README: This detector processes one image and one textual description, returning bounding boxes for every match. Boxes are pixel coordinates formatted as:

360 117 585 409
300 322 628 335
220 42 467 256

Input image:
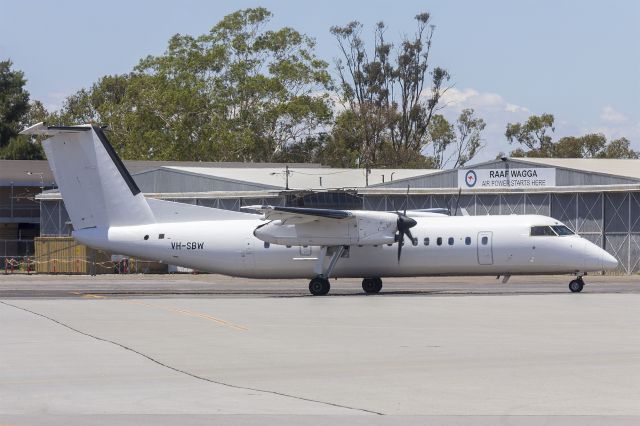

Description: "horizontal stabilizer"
20 122 92 135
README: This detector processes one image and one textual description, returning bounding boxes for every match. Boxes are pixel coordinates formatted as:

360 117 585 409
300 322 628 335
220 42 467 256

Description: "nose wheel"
362 277 383 294
569 277 584 293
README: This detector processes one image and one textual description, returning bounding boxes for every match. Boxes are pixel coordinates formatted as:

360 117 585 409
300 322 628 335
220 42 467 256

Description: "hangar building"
31 157 640 274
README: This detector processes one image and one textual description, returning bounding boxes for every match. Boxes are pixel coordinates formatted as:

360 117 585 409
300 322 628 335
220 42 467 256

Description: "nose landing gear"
569 277 584 293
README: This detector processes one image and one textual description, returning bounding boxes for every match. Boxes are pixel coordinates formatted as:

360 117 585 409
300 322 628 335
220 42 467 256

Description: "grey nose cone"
602 251 618 270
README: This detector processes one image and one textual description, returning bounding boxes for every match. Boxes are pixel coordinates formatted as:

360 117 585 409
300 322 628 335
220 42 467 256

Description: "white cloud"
600 105 628 124
439 87 530 114
433 87 533 162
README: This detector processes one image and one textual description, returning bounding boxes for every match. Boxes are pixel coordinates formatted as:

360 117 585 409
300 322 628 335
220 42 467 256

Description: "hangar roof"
162 166 437 190
0 160 323 187
507 158 640 180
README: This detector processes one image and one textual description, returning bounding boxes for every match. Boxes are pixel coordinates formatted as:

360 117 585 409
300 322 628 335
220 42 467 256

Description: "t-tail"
21 123 155 229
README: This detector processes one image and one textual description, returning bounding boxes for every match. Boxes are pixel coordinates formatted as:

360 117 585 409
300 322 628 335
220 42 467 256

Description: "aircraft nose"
601 250 618 270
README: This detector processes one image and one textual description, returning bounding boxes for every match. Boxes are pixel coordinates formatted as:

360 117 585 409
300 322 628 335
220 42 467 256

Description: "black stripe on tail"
91 124 141 196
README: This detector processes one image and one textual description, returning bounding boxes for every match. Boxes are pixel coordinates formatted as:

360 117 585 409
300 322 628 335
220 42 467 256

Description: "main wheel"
362 277 383 294
569 279 584 293
309 277 330 296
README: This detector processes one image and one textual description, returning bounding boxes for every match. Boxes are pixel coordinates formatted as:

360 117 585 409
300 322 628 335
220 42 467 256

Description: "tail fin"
21 122 155 229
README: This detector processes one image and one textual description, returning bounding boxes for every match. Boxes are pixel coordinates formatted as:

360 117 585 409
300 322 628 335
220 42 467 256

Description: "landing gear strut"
362 277 383 294
569 277 584 293
308 245 346 296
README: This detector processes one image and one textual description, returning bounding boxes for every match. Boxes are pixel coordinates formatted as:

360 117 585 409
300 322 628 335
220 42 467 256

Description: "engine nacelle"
254 211 398 246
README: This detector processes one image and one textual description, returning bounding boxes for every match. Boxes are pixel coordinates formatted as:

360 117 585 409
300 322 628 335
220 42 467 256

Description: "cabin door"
477 231 493 265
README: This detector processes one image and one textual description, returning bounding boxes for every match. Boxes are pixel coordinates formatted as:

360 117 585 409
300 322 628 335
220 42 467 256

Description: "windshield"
530 225 576 236
552 225 575 236
530 226 556 236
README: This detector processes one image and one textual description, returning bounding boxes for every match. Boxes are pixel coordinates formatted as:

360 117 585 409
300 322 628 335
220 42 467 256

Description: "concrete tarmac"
1 274 639 425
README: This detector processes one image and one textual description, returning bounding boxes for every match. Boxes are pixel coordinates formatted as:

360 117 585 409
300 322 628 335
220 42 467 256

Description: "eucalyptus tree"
331 12 450 167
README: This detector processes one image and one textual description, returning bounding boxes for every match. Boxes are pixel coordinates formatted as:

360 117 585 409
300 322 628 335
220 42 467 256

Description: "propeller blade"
405 227 414 245
395 214 417 262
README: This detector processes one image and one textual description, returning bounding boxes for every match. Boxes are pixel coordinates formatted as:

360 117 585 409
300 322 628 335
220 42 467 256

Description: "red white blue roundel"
464 170 477 187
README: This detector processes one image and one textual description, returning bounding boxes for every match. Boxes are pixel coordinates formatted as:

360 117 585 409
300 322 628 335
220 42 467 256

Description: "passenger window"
481 236 488 245
465 237 471 245
448 237 454 246
437 237 442 246
424 237 429 246
530 226 556 236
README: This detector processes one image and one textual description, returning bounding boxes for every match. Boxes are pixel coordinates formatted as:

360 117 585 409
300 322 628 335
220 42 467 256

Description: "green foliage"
0 61 46 159
425 109 485 168
505 113 555 155
595 137 638 159
331 12 450 168
507 114 638 159
0 60 30 148
0 136 44 159
425 114 454 168
51 8 333 162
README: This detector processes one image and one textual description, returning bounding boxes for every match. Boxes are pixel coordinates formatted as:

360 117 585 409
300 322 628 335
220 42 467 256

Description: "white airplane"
22 123 618 295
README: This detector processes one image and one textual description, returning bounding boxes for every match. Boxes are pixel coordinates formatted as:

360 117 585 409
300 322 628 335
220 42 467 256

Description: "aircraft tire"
569 279 584 293
309 277 330 296
362 277 383 294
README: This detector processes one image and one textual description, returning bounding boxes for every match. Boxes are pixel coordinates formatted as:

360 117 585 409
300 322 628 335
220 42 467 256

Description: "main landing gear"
309 277 330 296
362 277 383 294
307 245 384 296
569 277 585 293
308 246 345 296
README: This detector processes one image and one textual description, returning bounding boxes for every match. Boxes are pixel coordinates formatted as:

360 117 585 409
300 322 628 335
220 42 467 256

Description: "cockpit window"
530 225 556 236
551 225 575 236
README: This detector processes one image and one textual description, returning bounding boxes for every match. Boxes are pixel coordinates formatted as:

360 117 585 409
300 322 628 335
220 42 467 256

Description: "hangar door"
477 231 493 265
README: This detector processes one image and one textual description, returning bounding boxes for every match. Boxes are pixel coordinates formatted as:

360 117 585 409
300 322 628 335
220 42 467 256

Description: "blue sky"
2 0 638 161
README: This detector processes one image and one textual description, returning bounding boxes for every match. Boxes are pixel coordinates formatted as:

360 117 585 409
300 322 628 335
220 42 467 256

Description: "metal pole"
285 165 290 190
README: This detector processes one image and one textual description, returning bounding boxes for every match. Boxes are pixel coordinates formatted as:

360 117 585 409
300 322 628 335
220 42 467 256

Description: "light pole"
270 165 291 190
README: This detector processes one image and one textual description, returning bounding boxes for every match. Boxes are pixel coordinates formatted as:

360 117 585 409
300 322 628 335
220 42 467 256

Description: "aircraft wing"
243 205 411 247
242 205 353 224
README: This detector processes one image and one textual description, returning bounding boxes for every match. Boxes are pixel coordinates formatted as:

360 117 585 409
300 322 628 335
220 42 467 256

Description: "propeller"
395 185 417 263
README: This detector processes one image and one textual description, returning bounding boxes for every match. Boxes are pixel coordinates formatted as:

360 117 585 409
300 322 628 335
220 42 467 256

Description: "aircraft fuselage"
73 214 616 279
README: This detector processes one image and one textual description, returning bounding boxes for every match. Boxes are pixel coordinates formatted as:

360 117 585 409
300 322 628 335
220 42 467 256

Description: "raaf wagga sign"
458 167 556 189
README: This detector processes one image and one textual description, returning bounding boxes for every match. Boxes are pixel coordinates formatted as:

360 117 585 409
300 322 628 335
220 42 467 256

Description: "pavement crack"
0 300 383 416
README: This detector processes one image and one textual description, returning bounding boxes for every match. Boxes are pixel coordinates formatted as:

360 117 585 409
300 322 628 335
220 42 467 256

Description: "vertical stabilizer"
21 123 155 229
